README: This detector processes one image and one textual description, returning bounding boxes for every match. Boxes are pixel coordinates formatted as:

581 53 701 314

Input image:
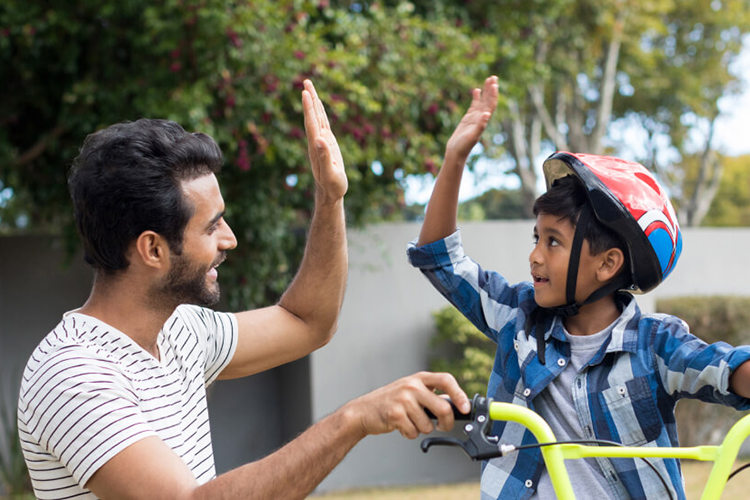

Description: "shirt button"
514 341 520 351
525 479 533 488
523 388 531 397
557 358 566 367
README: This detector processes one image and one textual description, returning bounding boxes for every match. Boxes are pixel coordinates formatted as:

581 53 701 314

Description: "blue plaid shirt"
407 230 750 500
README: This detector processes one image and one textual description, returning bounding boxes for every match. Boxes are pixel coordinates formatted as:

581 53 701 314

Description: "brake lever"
421 394 502 460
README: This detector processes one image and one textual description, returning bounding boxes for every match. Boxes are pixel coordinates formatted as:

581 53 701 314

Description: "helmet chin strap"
526 206 630 365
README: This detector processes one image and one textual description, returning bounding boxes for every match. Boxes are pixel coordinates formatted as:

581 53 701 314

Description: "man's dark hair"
533 175 627 258
68 118 224 274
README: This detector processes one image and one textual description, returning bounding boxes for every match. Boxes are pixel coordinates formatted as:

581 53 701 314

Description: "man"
18 80 469 500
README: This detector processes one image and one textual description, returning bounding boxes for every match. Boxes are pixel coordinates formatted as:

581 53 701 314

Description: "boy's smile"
529 213 600 309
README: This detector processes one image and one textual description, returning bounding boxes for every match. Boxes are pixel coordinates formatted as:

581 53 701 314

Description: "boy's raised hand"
416 76 499 246
445 75 499 163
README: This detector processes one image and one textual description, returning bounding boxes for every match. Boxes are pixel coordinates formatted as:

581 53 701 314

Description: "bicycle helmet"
528 152 682 364
543 151 682 293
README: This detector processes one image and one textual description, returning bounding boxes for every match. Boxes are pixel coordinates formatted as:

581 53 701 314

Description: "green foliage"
429 305 495 397
0 370 31 497
0 0 496 308
702 155 750 227
458 187 526 221
656 296 750 447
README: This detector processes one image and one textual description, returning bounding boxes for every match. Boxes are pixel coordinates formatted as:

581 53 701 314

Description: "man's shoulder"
23 313 141 381
167 304 232 333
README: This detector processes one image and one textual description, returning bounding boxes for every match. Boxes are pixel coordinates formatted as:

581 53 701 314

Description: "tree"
701 155 750 226
458 187 526 221
402 0 750 222
0 0 496 307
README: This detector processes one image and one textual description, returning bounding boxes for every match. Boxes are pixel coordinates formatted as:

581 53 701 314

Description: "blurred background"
3 0 750 309
3 0 750 497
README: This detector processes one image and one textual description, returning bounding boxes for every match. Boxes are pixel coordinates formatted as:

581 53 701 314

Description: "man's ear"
133 231 169 270
598 247 625 283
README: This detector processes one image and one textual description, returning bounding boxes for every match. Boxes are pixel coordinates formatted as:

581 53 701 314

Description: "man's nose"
221 223 238 251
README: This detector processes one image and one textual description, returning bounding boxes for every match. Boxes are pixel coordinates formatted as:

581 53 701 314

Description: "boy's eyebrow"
535 225 566 239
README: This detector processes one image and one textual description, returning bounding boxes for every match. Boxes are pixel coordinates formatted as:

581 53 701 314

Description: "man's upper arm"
85 436 199 500
218 305 324 379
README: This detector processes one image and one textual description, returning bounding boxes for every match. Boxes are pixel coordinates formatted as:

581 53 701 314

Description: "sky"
403 40 750 206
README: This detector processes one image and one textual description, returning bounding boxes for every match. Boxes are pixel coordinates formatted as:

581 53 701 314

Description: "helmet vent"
635 171 661 195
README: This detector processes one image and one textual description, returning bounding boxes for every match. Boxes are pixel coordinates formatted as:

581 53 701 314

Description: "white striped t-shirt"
17 304 238 500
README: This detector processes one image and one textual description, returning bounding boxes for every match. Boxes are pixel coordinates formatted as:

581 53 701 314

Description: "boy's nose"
529 246 542 265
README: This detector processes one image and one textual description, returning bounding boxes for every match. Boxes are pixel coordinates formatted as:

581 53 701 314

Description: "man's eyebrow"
206 211 225 229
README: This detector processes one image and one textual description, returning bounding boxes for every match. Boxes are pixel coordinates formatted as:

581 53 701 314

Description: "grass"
1 460 747 499
312 461 750 499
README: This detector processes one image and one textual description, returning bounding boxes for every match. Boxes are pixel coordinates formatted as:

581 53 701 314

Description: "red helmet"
542 152 682 294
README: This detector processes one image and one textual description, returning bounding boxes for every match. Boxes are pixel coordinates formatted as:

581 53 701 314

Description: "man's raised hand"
302 79 348 204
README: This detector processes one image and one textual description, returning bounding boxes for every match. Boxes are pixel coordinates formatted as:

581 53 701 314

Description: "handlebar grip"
423 398 472 421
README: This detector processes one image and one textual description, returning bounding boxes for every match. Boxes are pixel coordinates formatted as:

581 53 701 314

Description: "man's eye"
208 220 222 234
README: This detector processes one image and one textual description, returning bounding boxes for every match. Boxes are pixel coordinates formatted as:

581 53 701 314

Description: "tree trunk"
683 118 723 227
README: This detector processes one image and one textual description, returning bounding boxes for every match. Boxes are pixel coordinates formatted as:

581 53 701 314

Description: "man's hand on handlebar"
341 372 471 440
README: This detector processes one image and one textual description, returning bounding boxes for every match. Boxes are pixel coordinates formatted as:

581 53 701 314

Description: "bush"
656 296 750 448
428 306 495 398
0 367 32 497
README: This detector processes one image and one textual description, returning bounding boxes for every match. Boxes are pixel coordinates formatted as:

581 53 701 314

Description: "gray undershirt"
530 325 615 499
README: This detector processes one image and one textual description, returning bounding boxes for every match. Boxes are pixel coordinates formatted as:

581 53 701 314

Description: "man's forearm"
192 405 363 500
278 197 347 337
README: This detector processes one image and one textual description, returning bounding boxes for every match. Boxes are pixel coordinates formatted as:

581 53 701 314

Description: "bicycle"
421 395 750 500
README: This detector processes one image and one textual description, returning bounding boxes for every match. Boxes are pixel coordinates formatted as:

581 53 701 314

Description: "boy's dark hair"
533 175 628 259
68 118 224 274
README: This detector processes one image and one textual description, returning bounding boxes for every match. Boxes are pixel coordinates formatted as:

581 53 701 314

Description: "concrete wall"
311 221 750 492
3 223 750 494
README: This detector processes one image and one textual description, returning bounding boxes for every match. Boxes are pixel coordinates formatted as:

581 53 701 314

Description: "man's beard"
152 252 224 309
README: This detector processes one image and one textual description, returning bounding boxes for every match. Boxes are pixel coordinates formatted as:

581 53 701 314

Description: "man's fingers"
419 372 470 414
303 79 331 131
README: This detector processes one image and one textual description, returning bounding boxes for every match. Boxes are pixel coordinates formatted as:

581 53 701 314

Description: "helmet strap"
548 205 592 318
527 205 630 365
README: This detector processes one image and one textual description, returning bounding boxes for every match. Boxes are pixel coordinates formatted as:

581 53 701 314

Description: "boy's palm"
446 76 499 160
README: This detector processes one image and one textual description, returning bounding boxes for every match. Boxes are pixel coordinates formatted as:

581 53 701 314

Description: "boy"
408 76 750 499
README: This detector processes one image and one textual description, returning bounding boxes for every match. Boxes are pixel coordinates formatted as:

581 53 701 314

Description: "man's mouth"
208 254 226 279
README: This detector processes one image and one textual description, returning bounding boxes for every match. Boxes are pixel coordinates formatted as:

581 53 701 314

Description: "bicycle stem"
488 402 576 499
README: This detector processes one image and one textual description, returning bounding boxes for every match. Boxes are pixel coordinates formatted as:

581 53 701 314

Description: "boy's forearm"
729 359 750 398
417 151 466 246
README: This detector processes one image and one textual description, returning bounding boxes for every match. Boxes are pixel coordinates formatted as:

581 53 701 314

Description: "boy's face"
529 213 602 308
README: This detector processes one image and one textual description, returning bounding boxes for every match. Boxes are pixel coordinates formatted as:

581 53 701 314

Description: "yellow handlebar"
487 402 750 500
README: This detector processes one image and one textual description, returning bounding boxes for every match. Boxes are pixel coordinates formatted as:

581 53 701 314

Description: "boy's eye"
549 237 560 247
532 235 539 245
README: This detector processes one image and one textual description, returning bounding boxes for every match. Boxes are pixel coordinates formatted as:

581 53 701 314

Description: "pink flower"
288 127 305 140
170 62 182 73
425 159 437 175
